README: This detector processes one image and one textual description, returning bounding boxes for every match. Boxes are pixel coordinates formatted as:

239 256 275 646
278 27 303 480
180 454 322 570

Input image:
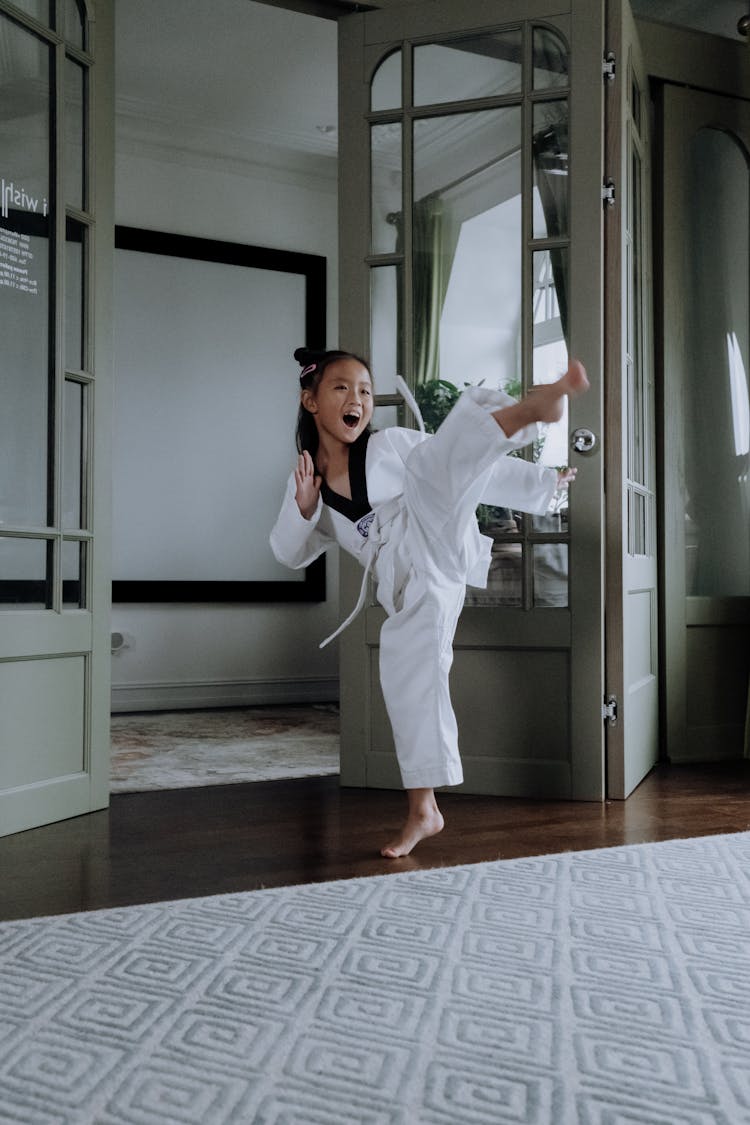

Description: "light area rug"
2 833 750 1125
110 706 339 792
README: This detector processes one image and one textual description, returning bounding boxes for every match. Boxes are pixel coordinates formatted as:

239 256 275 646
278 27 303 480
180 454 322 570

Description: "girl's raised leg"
493 358 589 437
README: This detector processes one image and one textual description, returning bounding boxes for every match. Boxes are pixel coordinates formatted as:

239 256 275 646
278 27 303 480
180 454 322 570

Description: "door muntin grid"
368 21 572 609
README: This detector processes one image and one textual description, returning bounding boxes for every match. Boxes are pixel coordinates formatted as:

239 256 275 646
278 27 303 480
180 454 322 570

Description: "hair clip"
299 363 318 382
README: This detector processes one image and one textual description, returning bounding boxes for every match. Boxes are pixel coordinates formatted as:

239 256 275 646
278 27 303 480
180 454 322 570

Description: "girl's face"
302 358 374 447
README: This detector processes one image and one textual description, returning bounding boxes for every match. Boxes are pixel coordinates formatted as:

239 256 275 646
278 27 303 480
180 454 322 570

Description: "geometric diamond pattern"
0 832 749 1123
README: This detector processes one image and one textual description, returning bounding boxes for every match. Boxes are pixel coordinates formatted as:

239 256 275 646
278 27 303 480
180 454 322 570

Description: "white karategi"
270 386 559 790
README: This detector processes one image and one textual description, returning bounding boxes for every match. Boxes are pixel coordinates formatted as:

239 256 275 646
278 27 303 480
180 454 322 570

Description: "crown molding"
116 95 339 189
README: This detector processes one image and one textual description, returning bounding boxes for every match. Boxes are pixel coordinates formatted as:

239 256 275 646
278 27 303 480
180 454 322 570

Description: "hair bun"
294 346 327 367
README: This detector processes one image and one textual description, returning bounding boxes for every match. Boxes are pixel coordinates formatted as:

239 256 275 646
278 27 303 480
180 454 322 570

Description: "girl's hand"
557 466 577 488
294 451 321 519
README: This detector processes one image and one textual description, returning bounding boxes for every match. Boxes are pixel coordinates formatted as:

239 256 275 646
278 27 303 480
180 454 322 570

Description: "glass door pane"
413 30 522 105
64 56 86 210
413 107 522 386
0 15 53 539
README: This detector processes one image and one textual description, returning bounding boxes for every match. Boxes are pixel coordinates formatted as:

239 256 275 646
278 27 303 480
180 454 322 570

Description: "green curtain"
413 195 460 385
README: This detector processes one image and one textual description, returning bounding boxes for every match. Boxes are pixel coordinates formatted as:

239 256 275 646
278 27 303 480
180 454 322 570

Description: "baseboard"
111 678 339 713
669 722 745 763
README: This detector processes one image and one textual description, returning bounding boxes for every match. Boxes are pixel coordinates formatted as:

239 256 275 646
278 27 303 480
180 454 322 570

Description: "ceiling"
115 0 748 181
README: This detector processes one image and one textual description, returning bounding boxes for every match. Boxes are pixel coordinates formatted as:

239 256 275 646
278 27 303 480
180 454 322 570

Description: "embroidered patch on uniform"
357 512 376 538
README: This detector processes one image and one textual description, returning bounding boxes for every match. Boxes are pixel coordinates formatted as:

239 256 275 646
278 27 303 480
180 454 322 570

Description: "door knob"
570 427 599 456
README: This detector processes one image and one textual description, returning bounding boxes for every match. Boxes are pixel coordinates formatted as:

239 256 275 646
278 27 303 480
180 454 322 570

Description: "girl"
270 347 589 858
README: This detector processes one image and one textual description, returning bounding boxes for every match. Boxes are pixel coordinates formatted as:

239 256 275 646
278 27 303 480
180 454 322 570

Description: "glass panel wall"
0 15 52 532
1 5 92 611
684 128 749 595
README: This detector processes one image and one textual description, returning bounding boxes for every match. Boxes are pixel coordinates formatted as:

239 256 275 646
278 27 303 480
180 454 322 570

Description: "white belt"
319 496 402 649
319 376 424 649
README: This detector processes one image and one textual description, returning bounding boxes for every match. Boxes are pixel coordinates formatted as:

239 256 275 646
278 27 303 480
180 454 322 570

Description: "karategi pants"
372 389 537 789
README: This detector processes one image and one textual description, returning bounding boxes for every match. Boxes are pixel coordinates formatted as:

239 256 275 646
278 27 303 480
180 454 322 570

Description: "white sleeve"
479 456 559 515
269 473 333 570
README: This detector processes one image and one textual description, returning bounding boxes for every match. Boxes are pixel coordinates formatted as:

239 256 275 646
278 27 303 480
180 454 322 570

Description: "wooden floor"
1 761 749 922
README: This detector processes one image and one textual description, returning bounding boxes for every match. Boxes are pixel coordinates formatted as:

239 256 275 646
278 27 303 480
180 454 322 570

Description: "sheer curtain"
413 194 460 384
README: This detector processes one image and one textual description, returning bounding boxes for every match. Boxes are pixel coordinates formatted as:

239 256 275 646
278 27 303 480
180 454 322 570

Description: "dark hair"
294 347 373 460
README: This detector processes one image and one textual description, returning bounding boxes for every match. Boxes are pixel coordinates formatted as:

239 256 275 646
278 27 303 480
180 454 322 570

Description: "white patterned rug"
110 706 339 791
2 833 749 1124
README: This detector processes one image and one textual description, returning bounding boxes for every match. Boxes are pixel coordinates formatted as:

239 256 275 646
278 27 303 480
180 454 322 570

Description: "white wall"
111 146 341 711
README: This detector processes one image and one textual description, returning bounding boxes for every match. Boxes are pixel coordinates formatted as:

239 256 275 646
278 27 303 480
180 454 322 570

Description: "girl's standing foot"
381 788 444 858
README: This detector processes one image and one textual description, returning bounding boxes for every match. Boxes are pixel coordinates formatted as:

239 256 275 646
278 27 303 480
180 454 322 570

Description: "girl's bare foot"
493 358 589 435
381 788 445 858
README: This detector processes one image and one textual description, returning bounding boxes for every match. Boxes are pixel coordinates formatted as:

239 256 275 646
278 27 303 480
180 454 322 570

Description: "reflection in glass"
532 26 569 90
628 146 645 488
532 101 568 239
413 107 521 387
414 31 522 106
0 538 50 609
370 265 401 394
628 488 647 557
0 17 50 211
631 73 642 134
7 0 51 25
371 123 402 255
62 540 85 608
65 0 85 49
533 542 568 607
464 539 523 607
0 17 52 528
533 247 567 344
684 128 749 595
532 248 569 475
65 57 85 210
63 380 85 529
371 49 401 112
66 220 85 370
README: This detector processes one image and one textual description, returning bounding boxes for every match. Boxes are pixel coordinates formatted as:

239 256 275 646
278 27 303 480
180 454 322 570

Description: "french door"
0 0 114 837
336 0 655 799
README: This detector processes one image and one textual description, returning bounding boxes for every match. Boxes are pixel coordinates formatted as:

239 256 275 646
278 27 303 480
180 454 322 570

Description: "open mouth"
343 413 361 428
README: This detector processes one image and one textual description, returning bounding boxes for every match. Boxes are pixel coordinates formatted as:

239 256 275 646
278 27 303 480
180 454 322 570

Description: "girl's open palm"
294 451 321 519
